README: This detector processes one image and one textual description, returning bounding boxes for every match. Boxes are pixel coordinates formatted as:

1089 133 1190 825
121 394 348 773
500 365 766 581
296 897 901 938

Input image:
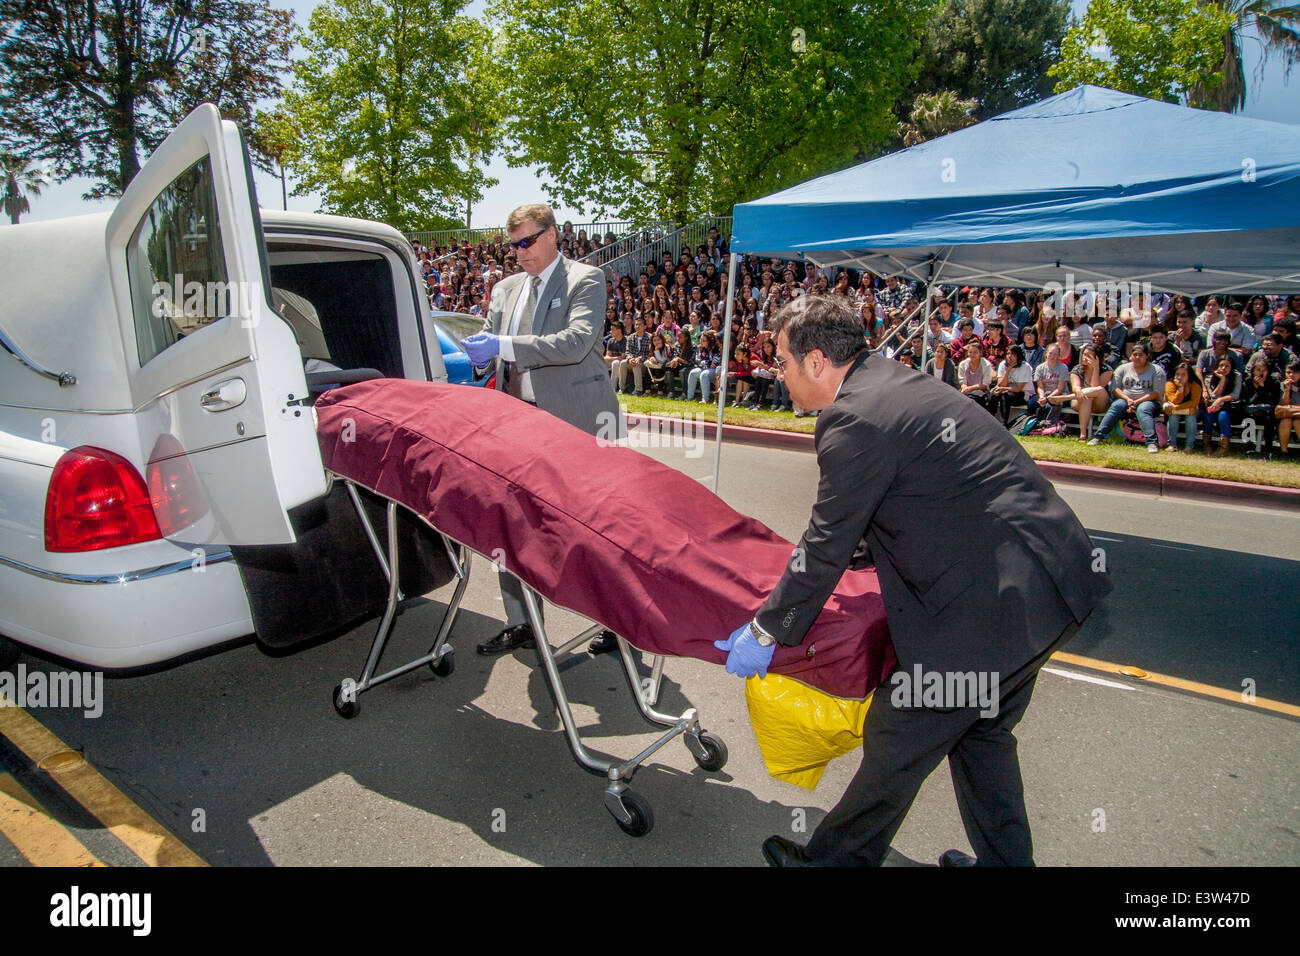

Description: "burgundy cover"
314 379 896 699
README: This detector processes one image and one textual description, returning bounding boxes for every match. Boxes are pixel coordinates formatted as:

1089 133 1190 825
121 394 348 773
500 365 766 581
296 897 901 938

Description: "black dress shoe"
762 835 814 867
939 849 977 867
476 624 536 656
588 630 619 655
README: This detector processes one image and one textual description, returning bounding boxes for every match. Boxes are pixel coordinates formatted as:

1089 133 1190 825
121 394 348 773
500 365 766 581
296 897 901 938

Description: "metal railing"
578 220 676 269
592 215 733 282
407 220 643 251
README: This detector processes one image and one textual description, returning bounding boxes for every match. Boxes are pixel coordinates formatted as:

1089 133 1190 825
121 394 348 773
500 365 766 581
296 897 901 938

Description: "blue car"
432 311 494 388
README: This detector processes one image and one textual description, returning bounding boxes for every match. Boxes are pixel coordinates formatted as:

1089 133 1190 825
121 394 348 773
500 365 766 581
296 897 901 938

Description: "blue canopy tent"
729 85 1300 295
707 86 1300 486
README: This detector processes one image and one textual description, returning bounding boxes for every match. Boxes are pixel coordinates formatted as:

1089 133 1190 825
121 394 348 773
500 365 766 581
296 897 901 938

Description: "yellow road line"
0 772 103 867
0 698 205 867
1050 651 1300 718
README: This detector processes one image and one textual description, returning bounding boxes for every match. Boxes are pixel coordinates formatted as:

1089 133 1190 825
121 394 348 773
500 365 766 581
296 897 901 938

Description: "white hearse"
0 104 456 669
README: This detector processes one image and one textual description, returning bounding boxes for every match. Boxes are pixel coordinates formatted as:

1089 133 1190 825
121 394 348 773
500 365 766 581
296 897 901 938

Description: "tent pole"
712 246 739 494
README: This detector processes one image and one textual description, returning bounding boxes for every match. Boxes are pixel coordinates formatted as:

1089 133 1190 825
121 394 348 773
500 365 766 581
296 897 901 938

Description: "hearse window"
126 155 229 367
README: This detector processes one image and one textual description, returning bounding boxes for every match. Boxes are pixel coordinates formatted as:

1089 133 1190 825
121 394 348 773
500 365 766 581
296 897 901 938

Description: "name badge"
550 297 562 309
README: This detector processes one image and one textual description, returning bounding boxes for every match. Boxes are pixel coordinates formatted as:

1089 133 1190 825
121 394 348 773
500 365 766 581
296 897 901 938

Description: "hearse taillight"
44 447 163 552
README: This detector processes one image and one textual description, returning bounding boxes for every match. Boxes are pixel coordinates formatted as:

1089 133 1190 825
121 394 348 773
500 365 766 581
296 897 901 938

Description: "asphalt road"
4 439 1299 867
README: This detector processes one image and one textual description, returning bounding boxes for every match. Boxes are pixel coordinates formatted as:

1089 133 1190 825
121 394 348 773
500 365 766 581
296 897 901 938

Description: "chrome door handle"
200 378 247 411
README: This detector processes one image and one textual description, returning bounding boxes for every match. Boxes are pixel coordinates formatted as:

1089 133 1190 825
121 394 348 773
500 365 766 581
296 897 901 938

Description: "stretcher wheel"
429 649 455 677
611 790 654 837
333 684 359 719
693 733 728 772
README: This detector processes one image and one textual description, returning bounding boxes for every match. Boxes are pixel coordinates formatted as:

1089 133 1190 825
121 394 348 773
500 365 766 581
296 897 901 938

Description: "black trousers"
805 615 1084 867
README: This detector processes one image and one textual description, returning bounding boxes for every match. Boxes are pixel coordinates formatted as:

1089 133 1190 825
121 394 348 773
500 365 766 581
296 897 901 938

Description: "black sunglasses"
508 227 549 250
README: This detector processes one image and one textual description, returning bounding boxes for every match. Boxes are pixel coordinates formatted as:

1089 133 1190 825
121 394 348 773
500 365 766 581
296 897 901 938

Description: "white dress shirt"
499 253 563 401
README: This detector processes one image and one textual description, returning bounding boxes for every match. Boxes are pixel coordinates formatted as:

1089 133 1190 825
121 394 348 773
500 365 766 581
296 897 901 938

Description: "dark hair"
1226 300 1245 313
1129 341 1149 357
1287 357 1300 373
1262 333 1282 347
767 295 869 365
1212 330 1232 344
1007 344 1025 367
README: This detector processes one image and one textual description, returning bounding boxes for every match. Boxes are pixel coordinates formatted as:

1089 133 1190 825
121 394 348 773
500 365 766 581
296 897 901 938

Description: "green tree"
1194 1 1300 112
279 0 498 233
1 154 49 224
913 0 1070 118
1050 0 1236 104
0 0 295 198
900 90 979 145
488 0 933 224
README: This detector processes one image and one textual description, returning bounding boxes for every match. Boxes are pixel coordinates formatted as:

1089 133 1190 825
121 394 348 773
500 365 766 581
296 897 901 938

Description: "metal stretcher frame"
327 474 728 837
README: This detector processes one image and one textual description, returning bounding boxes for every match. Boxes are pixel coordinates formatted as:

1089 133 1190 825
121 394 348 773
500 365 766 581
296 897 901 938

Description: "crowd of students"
410 230 1300 457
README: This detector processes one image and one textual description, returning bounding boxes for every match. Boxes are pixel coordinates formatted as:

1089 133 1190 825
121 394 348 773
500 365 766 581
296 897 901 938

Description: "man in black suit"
715 296 1111 867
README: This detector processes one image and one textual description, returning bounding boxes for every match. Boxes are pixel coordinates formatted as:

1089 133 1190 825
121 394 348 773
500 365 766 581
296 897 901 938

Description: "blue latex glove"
714 622 776 679
461 332 501 367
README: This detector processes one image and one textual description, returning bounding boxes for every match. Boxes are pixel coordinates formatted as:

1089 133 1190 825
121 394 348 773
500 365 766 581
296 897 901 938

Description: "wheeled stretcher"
314 379 897 836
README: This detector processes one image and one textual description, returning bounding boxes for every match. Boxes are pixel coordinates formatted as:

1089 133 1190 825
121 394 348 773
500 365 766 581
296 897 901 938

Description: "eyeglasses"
773 354 792 372
508 227 549 250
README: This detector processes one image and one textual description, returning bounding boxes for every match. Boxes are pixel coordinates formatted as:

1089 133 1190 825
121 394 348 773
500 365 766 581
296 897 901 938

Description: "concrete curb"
624 412 1300 511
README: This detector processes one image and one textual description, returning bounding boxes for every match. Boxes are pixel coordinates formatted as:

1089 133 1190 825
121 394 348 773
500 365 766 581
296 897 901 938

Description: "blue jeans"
686 367 717 402
772 379 790 406
1200 408 1232 439
1166 412 1197 449
1096 398 1158 443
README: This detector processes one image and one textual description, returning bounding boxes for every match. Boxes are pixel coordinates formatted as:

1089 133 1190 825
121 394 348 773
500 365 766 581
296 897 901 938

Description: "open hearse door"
105 104 326 546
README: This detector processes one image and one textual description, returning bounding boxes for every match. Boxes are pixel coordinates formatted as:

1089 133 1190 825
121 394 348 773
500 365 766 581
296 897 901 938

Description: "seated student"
1169 309 1207 362
1162 361 1203 453
991 344 1033 427
957 339 995 412
1273 317 1300 359
1033 343 1072 430
1070 343 1114 441
1020 325 1045 370
982 319 1010 368
1200 353 1241 456
686 329 723 403
948 317 980 364
747 336 778 409
1246 333 1295 383
1239 356 1281 457
1197 330 1245 389
1144 325 1182 381
1054 324 1079 370
1275 359 1300 454
1087 341 1167 453
664 329 694 398
604 322 629 391
645 330 672 395
1090 323 1119 366
1208 301 1259 357
957 301 983 336
727 342 754 406
926 314 952 351
923 341 959 388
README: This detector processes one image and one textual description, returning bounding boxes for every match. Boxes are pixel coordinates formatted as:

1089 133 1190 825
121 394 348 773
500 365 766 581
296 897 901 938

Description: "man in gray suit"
461 202 622 655
714 295 1111 867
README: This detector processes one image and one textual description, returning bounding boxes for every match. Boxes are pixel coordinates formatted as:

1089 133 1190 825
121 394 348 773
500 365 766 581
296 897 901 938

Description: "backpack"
1121 418 1170 446
1013 415 1038 436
